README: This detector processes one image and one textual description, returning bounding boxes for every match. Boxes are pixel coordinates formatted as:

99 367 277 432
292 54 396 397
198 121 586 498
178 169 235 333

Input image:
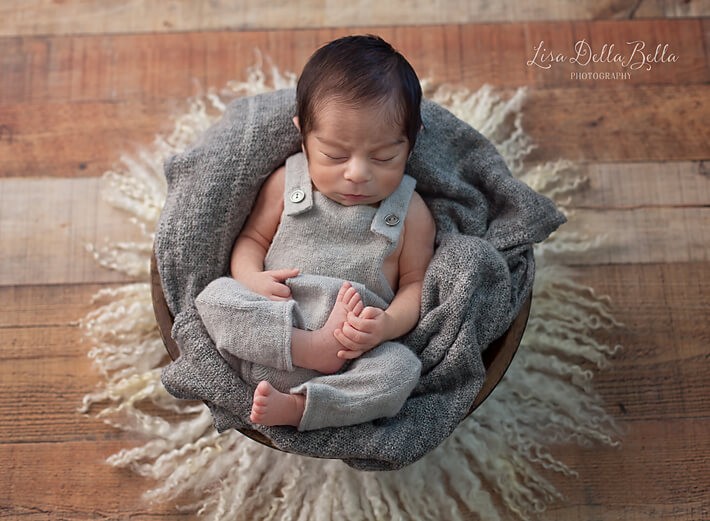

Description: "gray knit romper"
195 152 422 431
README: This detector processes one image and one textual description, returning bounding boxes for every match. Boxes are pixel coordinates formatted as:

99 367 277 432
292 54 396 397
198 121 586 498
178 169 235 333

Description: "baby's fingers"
341 322 374 344
268 282 291 300
346 312 374 332
337 348 364 360
267 268 300 282
360 306 381 319
334 328 362 351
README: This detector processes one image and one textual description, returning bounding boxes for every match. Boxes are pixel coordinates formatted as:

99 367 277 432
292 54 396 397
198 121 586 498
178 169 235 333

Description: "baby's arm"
230 166 299 301
335 192 436 356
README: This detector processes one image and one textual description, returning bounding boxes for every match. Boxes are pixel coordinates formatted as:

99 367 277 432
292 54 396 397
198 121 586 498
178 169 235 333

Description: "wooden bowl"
150 251 530 450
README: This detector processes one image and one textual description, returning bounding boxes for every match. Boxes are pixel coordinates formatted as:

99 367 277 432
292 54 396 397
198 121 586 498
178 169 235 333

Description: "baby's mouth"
341 193 370 202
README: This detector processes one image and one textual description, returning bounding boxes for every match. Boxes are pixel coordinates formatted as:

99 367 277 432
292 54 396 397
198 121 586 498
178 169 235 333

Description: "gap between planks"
0 0 708 36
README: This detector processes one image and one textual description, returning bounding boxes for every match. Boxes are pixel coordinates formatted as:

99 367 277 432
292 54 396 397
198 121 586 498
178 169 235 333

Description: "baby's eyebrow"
314 136 342 147
315 136 406 149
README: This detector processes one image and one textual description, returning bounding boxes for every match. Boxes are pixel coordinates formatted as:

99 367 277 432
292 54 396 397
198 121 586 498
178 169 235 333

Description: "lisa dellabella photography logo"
527 39 678 80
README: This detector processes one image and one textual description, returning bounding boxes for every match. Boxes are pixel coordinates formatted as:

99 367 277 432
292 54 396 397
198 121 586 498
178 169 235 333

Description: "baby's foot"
302 282 362 374
250 381 305 427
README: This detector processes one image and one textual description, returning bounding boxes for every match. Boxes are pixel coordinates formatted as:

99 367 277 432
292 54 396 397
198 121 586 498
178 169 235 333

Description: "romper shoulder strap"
283 152 314 216
371 174 417 243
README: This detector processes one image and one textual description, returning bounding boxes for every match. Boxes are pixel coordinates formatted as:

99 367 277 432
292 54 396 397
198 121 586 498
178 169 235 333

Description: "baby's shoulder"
258 165 286 205
405 190 435 227
402 190 436 245
264 164 286 190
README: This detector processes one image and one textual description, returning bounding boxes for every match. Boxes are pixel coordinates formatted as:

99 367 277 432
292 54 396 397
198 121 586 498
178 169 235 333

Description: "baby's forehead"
312 92 401 113
310 96 407 129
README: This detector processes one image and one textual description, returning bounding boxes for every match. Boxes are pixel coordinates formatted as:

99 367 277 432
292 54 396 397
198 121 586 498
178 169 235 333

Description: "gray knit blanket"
157 88 566 471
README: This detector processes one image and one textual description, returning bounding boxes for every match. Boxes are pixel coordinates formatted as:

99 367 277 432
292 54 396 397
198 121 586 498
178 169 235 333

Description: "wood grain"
543 262 710 519
0 100 178 178
1 20 706 179
0 283 119 444
0 177 148 286
0 282 187 444
2 87 707 179
636 0 710 18
0 323 178 444
522 85 710 163
574 162 710 208
558 206 710 265
546 419 709 520
0 0 708 37
1 161 707 289
520 18 708 87
0 283 106 327
0 441 194 519
569 263 710 419
1 422 704 520
1 19 706 105
1 261 707 518
1 263 706 437
2 9 708 521
0 326 114 443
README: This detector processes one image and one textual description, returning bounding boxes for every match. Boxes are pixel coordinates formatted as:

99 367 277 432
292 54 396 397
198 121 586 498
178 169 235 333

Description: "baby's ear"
293 117 307 155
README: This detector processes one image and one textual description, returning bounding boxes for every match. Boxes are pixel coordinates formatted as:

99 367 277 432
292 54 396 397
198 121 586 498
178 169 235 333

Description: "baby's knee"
402 349 422 379
376 346 420 418
386 344 421 389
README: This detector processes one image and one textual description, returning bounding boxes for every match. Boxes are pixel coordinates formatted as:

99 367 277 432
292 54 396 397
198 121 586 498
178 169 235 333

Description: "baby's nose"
344 158 371 183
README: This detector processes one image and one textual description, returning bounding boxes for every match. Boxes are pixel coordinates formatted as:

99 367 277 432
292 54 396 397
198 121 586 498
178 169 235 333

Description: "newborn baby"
196 34 436 431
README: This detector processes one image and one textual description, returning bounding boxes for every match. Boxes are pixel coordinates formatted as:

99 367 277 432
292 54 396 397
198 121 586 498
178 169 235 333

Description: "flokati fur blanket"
156 88 566 471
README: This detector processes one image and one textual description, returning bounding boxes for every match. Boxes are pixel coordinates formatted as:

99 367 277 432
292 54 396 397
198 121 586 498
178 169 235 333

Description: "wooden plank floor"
1 2 708 520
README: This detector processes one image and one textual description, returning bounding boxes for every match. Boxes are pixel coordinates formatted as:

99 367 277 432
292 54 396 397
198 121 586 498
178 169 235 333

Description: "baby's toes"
344 287 363 313
250 403 264 422
335 281 353 303
254 380 273 400
351 298 364 316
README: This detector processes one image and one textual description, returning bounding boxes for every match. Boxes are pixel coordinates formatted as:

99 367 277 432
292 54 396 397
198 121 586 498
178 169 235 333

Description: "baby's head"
296 34 422 151
294 35 422 206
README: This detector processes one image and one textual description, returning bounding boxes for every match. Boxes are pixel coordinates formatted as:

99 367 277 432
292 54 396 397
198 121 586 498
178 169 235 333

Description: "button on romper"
195 152 422 431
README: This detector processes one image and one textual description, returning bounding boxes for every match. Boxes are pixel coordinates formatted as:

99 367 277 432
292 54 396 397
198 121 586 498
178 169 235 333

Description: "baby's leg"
250 283 365 428
290 341 422 431
290 281 363 374
250 381 305 427
196 277 296 371
197 277 361 375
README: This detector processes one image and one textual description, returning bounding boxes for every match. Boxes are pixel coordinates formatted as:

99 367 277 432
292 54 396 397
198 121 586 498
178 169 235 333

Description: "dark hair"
296 34 422 150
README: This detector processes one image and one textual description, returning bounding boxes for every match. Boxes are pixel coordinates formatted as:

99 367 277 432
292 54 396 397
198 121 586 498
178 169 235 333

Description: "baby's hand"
237 268 300 301
334 306 389 359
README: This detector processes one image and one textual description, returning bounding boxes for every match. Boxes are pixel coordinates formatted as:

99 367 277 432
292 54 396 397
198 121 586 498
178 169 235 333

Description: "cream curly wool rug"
80 64 622 521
